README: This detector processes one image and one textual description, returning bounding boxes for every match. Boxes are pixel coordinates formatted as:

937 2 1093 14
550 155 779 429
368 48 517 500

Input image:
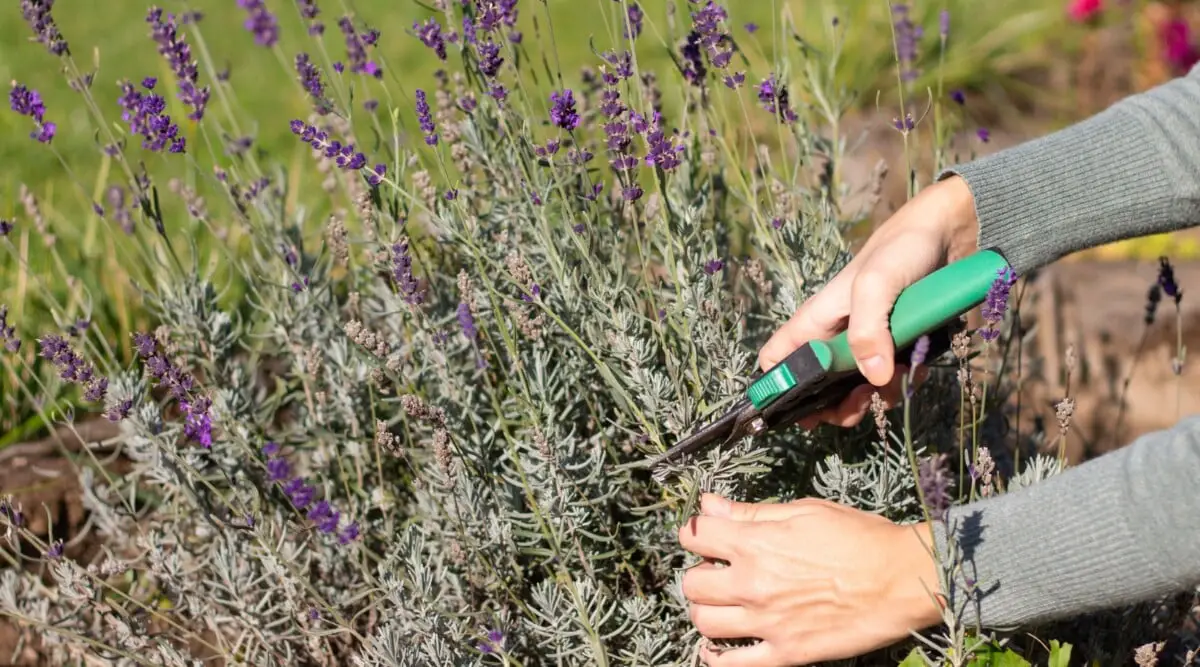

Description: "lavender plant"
0 2 1193 666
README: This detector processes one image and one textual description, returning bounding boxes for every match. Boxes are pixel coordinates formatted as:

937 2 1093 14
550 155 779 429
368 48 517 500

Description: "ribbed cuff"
937 103 1175 277
936 64 1200 277
930 417 1200 629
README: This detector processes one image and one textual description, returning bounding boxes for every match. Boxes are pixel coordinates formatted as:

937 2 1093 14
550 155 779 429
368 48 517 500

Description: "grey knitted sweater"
930 61 1200 628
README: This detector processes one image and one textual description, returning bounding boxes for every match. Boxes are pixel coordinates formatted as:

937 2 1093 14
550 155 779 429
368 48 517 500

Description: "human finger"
677 514 743 562
756 268 855 372
700 639 780 667
845 237 941 387
681 562 740 606
701 494 808 523
689 604 760 639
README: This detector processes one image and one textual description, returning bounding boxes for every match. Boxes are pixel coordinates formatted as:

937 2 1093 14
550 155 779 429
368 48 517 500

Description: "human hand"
757 175 979 428
678 494 944 666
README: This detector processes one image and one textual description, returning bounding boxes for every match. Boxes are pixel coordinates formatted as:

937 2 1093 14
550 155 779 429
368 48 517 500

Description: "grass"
0 0 1082 440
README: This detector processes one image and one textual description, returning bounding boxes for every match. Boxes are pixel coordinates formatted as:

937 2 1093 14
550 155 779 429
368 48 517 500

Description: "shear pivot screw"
749 417 765 435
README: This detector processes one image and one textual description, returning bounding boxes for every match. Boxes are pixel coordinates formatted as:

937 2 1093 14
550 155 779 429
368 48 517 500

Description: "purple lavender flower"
643 112 683 171
338 522 359 544
0 220 11 237
104 399 133 422
262 440 281 457
0 306 20 353
147 7 210 121
180 396 213 448
918 453 952 521
744 22 758 33
415 89 438 146
756 75 798 123
939 9 950 39
237 0 279 47
266 456 292 482
45 540 64 560
295 53 331 114
681 31 707 85
297 0 323 35
391 239 424 305
118 78 186 153
979 267 1018 342
457 303 478 340
476 0 518 34
364 163 386 187
1158 256 1182 304
625 3 644 39
951 89 966 105
289 119 369 171
21 0 69 56
910 334 931 367
892 4 923 82
478 41 503 78
690 1 731 68
549 89 580 131
489 83 509 105
38 334 107 403
703 259 724 275
339 16 381 77
976 127 990 143
478 628 506 654
414 17 448 60
284 478 316 508
132 332 157 358
893 113 915 131
8 83 56 144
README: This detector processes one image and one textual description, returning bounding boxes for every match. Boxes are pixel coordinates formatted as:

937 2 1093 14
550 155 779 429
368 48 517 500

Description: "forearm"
931 415 1200 628
938 63 1200 276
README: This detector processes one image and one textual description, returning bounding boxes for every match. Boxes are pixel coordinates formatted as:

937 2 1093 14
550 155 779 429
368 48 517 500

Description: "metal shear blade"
646 397 755 471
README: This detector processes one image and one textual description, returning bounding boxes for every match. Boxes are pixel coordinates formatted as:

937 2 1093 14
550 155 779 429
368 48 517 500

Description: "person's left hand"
677 493 945 666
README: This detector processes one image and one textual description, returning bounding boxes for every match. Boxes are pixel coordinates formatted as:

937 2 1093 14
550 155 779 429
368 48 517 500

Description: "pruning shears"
646 249 1011 476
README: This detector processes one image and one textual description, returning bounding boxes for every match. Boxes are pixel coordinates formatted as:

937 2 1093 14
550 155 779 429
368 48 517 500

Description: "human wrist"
928 175 979 262
885 520 947 631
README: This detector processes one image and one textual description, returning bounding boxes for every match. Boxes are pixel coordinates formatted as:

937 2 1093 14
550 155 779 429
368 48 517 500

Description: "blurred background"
1 0 1197 462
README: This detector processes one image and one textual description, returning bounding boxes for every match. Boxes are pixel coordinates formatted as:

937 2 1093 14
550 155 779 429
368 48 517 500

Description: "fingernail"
701 494 730 517
857 354 885 381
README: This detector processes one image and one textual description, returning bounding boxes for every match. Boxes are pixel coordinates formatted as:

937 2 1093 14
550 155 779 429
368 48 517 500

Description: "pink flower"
1068 0 1102 22
1160 19 1200 73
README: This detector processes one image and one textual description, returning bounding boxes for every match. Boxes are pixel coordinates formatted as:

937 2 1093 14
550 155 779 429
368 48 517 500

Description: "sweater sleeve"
931 415 1200 629
937 62 1200 276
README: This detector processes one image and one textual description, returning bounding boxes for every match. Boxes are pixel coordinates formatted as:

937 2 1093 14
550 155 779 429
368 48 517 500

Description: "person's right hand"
758 175 981 429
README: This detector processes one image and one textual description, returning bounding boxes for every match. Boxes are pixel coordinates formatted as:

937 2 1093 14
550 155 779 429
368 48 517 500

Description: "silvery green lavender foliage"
4 1 1161 666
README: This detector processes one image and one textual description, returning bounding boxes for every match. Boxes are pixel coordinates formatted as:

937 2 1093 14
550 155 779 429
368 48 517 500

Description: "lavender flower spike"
147 7 210 121
0 305 20 353
917 452 952 521
21 0 69 56
237 0 279 47
295 53 330 114
298 0 323 35
549 89 580 131
415 89 438 146
979 266 1018 342
8 83 56 143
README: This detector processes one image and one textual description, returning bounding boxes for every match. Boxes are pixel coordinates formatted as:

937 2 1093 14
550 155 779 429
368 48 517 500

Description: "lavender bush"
1 1 1196 665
